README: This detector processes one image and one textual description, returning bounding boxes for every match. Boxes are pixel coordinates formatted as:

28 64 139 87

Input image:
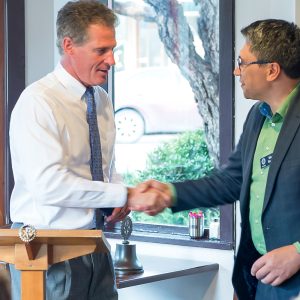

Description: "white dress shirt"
9 63 127 229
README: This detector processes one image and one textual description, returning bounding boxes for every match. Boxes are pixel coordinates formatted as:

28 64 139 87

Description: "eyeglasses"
237 56 271 71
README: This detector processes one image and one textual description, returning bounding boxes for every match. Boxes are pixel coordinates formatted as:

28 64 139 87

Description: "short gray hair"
241 19 300 79
56 0 118 55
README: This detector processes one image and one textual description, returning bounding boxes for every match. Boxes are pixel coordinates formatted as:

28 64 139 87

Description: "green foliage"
124 130 219 226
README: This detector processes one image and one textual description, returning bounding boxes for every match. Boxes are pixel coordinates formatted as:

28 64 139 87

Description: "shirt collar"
259 82 300 122
259 102 273 119
53 63 87 101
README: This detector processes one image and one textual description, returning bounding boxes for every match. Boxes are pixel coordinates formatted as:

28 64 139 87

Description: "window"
1 0 234 250
106 0 234 250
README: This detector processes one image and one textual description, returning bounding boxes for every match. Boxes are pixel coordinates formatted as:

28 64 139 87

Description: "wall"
297 0 300 24
24 0 55 85
24 1 298 299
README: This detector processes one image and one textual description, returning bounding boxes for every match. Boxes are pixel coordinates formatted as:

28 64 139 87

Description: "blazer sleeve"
172 103 260 213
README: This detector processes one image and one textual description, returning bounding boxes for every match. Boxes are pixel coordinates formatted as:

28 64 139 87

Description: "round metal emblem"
121 216 132 242
18 224 37 243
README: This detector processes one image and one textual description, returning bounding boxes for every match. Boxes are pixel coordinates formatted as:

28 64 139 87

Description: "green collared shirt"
250 83 300 254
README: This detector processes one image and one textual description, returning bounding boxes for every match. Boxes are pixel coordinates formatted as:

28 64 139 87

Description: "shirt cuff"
167 183 177 206
293 241 300 254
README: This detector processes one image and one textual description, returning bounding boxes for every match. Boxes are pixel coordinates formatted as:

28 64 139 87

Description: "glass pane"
114 0 220 228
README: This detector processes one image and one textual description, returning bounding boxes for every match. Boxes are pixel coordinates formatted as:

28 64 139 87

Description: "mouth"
98 69 108 75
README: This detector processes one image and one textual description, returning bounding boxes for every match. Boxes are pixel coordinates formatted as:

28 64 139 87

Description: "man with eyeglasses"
130 19 300 300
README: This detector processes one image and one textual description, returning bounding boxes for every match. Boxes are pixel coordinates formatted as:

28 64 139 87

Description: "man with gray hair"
133 19 300 300
9 1 165 299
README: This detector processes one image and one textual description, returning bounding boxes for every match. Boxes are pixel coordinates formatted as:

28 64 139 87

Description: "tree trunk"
115 0 220 163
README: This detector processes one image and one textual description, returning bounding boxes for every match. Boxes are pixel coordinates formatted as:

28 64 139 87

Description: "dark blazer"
172 89 300 300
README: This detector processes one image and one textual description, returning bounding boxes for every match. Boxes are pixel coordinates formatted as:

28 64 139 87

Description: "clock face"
121 216 133 241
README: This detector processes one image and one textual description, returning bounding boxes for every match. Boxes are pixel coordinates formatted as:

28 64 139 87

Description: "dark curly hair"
241 19 300 79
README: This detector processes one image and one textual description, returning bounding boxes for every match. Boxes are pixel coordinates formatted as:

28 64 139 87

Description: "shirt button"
266 146 270 151
255 219 259 224
256 195 259 199
271 122 276 127
260 170 264 174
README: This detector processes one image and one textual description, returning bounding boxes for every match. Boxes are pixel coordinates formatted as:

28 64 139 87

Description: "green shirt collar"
259 82 300 122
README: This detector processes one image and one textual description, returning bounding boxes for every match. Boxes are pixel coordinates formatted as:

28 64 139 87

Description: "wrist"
167 183 177 206
126 187 133 199
293 242 300 254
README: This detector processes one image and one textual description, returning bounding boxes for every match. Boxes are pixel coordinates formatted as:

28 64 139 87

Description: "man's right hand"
127 180 173 215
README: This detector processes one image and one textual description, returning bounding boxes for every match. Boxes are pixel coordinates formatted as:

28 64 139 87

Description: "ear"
266 62 281 82
62 37 74 55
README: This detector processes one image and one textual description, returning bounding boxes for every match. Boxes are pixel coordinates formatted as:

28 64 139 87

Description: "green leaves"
124 130 214 185
124 130 219 226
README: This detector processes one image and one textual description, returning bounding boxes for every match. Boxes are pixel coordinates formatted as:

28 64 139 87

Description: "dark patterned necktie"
86 87 104 182
85 87 112 228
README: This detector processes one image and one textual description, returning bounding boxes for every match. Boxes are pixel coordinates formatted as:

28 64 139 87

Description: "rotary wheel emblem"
18 224 37 243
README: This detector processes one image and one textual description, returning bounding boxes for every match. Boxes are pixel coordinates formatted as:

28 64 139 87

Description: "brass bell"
114 241 143 276
114 216 143 276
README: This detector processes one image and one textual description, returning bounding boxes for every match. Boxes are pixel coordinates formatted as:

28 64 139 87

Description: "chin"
93 79 107 86
242 90 251 99
97 73 107 82
244 96 257 101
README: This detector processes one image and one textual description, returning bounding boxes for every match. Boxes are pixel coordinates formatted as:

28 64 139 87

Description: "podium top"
0 229 109 248
0 229 110 267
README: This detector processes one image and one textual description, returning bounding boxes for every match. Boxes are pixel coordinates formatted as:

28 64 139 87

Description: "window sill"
105 225 233 250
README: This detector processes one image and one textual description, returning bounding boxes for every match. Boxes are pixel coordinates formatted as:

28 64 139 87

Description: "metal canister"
188 211 204 239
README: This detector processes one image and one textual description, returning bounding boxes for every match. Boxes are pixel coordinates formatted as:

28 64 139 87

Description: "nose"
105 50 115 66
233 66 240 76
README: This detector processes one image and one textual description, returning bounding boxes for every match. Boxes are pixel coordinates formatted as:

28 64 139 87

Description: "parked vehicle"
114 67 203 143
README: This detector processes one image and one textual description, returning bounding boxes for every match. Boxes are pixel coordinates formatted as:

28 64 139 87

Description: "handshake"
105 180 173 224
126 180 173 216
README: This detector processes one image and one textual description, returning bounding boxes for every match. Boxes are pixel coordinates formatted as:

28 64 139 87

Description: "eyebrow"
93 46 115 52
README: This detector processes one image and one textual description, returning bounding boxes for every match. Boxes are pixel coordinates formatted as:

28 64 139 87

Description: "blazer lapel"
243 115 265 181
263 94 300 212
240 108 265 217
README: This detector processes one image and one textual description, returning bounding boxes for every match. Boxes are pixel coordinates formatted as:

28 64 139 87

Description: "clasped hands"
127 179 173 216
105 180 172 224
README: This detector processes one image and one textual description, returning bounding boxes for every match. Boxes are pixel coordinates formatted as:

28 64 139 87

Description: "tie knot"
85 86 94 98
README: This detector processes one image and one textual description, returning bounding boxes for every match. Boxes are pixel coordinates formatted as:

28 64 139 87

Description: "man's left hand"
251 245 300 286
106 206 130 223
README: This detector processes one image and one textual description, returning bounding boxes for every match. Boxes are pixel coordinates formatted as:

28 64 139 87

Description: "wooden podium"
0 228 110 300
